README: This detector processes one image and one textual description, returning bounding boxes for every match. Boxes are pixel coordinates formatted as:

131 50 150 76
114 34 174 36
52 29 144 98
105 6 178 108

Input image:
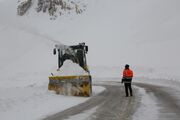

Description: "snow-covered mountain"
1 0 180 78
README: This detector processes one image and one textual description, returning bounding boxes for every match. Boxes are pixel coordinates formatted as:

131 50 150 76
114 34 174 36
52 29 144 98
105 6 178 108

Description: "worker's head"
125 64 129 69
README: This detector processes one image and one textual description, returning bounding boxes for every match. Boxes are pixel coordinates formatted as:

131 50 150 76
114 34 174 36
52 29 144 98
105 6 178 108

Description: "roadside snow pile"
0 84 105 120
53 60 88 76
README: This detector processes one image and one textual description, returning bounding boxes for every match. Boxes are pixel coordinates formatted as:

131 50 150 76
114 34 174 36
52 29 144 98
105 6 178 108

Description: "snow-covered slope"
0 0 180 120
1 0 180 70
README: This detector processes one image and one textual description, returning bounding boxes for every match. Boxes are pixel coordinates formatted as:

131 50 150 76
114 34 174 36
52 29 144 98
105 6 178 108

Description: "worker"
121 64 133 97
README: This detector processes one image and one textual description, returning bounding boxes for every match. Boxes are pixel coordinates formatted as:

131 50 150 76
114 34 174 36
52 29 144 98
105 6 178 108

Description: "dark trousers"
124 83 133 97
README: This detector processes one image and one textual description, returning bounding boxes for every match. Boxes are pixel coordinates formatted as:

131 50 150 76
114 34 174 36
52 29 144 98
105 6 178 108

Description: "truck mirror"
53 48 56 55
85 46 88 52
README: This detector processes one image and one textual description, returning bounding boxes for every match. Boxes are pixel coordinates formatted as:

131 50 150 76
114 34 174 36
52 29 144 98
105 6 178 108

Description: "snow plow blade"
48 75 92 97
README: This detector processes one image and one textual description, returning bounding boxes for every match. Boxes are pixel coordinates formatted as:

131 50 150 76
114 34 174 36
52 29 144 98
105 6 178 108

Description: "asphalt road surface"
44 82 180 120
135 83 180 120
44 82 139 120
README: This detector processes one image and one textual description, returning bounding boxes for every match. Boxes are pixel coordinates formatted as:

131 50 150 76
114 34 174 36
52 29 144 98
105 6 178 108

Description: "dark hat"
125 64 129 68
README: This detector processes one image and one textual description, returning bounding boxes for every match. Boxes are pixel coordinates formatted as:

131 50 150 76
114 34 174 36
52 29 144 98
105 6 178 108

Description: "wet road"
43 82 139 120
135 83 180 120
44 82 180 120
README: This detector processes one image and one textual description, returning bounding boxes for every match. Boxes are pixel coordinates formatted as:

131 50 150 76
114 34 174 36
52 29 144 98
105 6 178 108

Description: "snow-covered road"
43 81 180 120
43 82 138 120
135 83 180 120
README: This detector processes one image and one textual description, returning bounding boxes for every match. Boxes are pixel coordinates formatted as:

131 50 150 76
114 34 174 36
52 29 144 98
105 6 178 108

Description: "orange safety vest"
123 69 133 78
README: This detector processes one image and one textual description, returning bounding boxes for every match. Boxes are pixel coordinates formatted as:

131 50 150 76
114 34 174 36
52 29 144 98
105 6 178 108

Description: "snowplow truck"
48 43 92 97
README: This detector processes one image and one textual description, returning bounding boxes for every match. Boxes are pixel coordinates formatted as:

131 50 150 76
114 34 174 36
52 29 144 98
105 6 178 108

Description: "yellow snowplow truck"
48 43 92 97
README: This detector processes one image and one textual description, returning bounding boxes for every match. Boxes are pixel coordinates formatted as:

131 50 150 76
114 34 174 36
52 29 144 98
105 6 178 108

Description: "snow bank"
0 85 105 120
53 60 88 76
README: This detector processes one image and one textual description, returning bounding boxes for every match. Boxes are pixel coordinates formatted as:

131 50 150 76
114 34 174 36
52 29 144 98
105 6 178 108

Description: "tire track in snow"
135 83 180 120
43 82 138 120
